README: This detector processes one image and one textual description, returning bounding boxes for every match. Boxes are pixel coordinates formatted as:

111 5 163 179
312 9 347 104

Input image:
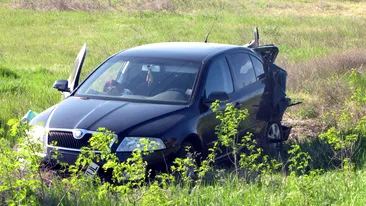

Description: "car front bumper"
43 146 180 170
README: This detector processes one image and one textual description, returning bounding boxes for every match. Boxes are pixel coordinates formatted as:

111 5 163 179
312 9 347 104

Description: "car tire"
175 141 199 180
261 122 285 160
266 122 283 141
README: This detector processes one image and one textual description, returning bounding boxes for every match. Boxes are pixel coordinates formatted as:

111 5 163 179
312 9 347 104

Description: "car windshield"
75 55 201 104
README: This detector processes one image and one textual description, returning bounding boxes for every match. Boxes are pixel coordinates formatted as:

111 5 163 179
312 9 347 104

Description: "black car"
30 28 292 171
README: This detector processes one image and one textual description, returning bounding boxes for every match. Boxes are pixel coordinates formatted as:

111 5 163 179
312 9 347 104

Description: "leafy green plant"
171 148 198 185
210 100 283 183
319 114 365 169
1 117 366 205
197 141 218 183
282 143 323 205
349 70 366 104
0 119 46 205
284 168 323 205
287 144 311 176
63 128 163 205
211 100 249 177
239 136 281 182
169 140 219 188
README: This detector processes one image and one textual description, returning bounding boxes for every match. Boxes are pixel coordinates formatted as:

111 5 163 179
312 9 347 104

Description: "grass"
35 170 366 205
1 115 365 205
0 1 366 204
1 1 366 126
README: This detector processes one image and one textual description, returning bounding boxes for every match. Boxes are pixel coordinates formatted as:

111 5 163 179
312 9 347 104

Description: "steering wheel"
103 80 124 95
167 88 186 95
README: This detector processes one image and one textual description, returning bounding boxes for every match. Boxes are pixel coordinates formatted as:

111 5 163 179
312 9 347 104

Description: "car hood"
46 97 187 134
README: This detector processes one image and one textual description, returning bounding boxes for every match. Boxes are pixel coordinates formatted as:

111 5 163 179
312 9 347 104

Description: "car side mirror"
204 91 230 103
53 80 70 92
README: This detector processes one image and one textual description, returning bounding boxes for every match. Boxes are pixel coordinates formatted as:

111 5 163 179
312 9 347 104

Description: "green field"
1 0 366 205
1 0 366 126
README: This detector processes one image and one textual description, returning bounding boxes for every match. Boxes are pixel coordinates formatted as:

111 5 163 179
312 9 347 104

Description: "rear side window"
227 53 256 89
205 58 234 96
250 55 264 79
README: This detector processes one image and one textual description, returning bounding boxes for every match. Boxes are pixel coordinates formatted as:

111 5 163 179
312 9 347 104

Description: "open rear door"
63 44 87 98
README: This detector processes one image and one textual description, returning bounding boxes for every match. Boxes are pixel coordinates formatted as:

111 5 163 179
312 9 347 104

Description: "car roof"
119 42 252 62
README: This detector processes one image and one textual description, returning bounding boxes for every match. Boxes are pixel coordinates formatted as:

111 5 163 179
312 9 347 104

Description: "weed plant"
0 82 365 205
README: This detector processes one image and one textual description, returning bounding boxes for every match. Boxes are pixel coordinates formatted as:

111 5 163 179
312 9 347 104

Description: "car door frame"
225 50 266 137
59 44 87 99
248 52 268 136
196 53 237 150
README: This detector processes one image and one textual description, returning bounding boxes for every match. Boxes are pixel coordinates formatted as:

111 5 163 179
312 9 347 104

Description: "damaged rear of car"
247 28 296 145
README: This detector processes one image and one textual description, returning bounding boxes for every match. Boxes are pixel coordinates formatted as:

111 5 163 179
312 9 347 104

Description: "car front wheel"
175 141 199 180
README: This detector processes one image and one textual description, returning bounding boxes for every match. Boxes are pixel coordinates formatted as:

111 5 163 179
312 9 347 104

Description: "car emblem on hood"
72 129 85 139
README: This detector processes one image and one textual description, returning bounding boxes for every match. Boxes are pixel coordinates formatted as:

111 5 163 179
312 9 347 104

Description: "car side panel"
229 81 265 136
225 51 266 136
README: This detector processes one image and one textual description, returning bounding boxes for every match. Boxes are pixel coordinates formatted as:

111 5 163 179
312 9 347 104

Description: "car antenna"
204 18 217 43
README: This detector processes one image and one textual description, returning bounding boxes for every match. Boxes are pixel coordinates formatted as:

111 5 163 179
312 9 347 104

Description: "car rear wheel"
262 122 285 160
267 122 282 141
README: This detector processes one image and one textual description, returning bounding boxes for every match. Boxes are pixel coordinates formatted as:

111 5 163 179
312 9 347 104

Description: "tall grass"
285 49 366 120
1 115 365 205
36 170 366 205
0 1 366 205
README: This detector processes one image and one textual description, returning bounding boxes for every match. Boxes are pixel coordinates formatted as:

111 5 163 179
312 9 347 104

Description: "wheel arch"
181 133 205 157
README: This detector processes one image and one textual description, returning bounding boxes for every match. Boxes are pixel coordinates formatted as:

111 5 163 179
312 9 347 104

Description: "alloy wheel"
268 123 281 140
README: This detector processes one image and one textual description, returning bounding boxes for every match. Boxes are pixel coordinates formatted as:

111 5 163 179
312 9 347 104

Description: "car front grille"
47 131 92 149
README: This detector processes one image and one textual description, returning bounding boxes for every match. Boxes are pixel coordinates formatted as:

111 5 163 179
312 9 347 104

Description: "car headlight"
116 137 166 152
28 125 46 145
26 125 47 157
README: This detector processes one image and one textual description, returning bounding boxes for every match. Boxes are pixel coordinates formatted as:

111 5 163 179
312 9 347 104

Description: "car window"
75 55 200 104
89 61 123 92
205 58 234 96
227 53 256 89
250 55 264 79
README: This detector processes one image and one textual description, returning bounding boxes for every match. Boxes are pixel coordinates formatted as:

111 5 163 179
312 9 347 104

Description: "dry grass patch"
10 0 366 16
13 0 240 12
287 48 366 90
285 49 366 120
14 0 108 11
119 0 179 12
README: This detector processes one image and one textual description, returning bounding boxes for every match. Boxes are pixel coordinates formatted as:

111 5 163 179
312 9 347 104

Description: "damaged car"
29 28 293 174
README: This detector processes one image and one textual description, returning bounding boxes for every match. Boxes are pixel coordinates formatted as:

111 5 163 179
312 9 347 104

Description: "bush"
0 91 364 205
0 120 46 205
